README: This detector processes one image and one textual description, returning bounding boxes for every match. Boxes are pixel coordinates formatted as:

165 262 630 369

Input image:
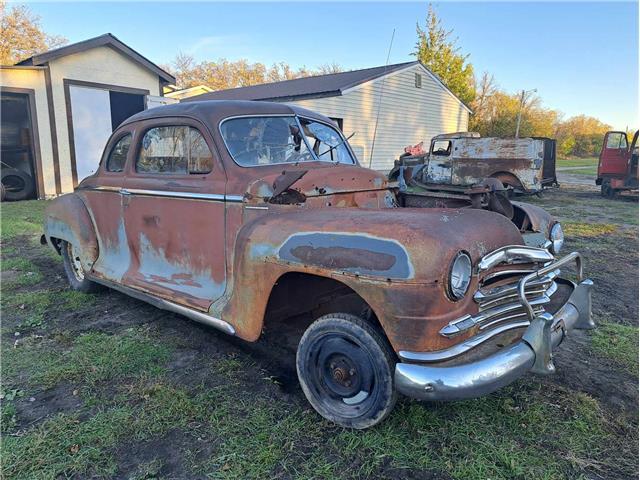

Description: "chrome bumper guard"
394 251 595 401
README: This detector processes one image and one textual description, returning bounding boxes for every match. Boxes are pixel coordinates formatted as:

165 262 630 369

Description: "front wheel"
60 240 103 293
296 313 397 429
600 179 616 199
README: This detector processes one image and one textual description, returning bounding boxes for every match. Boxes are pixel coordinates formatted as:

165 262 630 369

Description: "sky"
25 1 639 129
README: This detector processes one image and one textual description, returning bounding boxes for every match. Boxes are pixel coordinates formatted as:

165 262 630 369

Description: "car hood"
244 164 388 202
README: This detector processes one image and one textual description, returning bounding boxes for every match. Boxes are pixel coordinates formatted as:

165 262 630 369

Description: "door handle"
121 188 131 207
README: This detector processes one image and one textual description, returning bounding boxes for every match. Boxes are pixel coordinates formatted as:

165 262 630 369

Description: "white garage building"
0 34 176 199
188 61 471 171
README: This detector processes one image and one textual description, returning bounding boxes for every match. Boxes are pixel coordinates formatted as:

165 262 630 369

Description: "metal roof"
184 61 421 102
16 33 176 84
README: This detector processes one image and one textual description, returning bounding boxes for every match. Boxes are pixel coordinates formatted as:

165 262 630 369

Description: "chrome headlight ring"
448 251 472 300
550 223 564 254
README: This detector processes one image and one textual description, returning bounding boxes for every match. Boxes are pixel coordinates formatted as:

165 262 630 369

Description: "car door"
425 139 454 184
81 128 133 283
121 118 227 312
598 131 629 177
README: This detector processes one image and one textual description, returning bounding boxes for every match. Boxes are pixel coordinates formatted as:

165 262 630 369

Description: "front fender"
217 207 524 351
43 193 98 270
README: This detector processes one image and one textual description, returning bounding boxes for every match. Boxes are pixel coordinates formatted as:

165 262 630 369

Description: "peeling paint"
278 232 414 279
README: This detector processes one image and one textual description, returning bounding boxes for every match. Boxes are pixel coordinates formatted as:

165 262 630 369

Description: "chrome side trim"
80 186 244 203
399 321 530 363
88 276 236 336
90 185 121 193
478 245 554 272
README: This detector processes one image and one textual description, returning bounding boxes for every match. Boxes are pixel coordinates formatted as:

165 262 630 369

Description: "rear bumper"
394 255 594 401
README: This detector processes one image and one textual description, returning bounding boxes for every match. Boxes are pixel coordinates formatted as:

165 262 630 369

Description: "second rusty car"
43 101 595 429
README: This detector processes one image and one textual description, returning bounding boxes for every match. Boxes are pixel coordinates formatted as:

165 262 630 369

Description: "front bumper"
394 252 595 401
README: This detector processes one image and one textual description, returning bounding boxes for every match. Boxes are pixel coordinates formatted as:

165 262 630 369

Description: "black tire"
296 313 397 429
1 168 35 201
601 180 616 199
60 240 103 293
1 183 5 202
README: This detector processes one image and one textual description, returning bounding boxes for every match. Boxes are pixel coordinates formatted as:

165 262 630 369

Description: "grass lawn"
1 190 638 479
556 157 599 176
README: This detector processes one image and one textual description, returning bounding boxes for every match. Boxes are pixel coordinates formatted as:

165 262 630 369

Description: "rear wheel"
61 240 102 293
296 313 397 429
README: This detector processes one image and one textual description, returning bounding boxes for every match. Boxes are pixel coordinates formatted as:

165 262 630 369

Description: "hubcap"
66 242 85 281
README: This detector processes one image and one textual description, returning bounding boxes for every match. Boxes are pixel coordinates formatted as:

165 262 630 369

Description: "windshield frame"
218 114 358 168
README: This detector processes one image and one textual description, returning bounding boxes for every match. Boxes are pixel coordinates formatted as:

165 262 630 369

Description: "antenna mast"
368 28 395 169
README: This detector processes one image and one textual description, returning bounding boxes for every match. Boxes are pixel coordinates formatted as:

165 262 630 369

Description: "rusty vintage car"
42 101 595 429
390 133 558 195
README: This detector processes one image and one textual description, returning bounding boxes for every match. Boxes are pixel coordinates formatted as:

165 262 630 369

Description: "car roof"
121 100 335 129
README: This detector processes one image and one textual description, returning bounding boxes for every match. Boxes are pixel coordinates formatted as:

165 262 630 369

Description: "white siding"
288 64 469 172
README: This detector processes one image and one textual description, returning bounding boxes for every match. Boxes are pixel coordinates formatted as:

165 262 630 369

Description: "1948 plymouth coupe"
43 101 595 428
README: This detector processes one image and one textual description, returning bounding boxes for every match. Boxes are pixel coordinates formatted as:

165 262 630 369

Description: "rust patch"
290 245 396 272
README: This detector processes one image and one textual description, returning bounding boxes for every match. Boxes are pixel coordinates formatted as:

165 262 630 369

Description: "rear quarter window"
136 126 213 174
106 134 131 172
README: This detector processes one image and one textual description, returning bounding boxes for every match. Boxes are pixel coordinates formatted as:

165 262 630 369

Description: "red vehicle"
596 130 638 197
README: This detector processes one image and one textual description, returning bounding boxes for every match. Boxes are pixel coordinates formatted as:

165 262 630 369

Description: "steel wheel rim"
304 331 380 419
66 242 85 281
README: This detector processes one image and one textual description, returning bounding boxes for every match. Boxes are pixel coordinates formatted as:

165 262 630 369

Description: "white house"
187 61 471 171
0 34 176 199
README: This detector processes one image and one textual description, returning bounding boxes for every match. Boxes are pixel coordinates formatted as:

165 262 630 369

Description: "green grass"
591 321 639 375
1 289 95 331
1 377 618 480
1 200 47 241
560 166 598 176
1 257 44 289
557 157 598 169
2 328 171 389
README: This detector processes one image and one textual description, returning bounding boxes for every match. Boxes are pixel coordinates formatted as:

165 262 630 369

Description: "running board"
88 276 236 336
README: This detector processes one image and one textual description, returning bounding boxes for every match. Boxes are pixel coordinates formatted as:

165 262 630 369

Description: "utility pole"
515 88 536 138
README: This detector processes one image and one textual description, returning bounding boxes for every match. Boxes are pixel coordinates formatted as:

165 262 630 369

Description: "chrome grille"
439 246 559 338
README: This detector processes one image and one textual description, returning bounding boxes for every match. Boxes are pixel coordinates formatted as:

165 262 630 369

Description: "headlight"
449 252 472 300
550 223 564 254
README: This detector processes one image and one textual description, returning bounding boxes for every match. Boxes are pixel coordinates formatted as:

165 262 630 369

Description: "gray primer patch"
278 232 413 279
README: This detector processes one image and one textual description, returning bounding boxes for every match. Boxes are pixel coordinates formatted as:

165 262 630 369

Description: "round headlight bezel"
448 251 472 301
550 222 564 254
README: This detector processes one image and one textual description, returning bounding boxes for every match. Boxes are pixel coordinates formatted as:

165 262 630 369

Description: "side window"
136 126 213 174
431 140 452 156
606 132 628 150
106 134 131 172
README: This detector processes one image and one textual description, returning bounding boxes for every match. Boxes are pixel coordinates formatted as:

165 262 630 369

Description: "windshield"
220 115 356 167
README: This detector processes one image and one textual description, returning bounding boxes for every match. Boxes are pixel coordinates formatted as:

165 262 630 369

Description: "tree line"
415 5 620 157
2 2 624 158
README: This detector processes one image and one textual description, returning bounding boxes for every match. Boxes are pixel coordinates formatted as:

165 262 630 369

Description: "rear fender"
43 193 98 270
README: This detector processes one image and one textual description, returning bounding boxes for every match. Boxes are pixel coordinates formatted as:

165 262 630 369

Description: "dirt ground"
1 184 638 480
